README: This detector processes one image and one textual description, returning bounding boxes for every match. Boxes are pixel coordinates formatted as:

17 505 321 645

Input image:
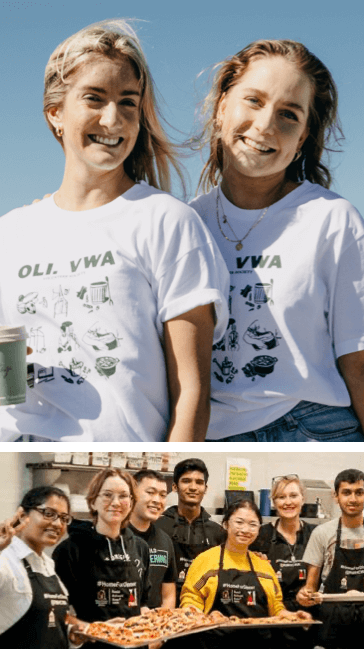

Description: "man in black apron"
316 519 364 646
297 468 364 649
154 458 224 603
1 559 69 649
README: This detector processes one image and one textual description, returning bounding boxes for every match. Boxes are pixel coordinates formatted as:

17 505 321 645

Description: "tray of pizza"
76 608 321 646
311 590 364 603
216 614 322 629
76 607 222 647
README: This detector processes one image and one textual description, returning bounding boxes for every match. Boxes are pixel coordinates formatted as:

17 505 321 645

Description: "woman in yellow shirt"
180 499 311 647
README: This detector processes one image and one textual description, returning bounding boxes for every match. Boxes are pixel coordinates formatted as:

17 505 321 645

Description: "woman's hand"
107 617 126 625
277 609 312 621
69 620 89 646
149 641 164 649
0 507 29 551
251 551 269 561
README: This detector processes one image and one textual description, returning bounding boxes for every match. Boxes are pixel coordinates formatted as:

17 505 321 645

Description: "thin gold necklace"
216 184 285 251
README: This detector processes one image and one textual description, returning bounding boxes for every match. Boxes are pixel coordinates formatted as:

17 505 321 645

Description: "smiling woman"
189 39 364 443
53 468 150 649
0 486 85 648
0 19 229 442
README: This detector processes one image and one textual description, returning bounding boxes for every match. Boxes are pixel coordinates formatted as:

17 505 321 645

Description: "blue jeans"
206 401 364 442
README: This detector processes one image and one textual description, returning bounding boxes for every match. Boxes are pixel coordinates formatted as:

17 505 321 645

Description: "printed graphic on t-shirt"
15 250 124 388
212 254 283 384
149 549 168 567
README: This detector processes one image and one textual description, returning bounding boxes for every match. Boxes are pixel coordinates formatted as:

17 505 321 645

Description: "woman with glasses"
251 475 317 648
177 499 310 649
53 468 150 649
0 485 84 648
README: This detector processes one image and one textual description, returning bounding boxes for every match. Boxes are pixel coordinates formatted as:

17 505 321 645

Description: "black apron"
172 512 211 603
268 522 318 649
269 521 310 610
0 558 68 649
318 518 364 649
181 545 273 649
79 537 143 649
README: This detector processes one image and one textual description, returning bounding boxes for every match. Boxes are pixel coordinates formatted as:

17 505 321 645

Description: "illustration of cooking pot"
213 357 233 376
95 356 119 378
242 355 278 379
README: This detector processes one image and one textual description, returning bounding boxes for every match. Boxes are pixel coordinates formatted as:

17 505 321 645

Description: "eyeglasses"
272 474 299 485
34 507 73 526
230 518 260 531
98 491 131 503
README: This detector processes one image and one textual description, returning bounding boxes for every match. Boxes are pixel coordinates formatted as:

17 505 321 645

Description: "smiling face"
224 505 260 551
273 480 304 521
217 55 312 184
173 470 207 507
133 477 167 524
19 495 69 554
335 481 364 519
92 476 132 535
47 54 141 179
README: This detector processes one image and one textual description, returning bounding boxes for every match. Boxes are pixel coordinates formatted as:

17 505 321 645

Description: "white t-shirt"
190 181 364 439
0 182 229 441
302 517 364 584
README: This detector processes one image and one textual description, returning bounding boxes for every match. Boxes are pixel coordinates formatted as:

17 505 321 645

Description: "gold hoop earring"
56 127 63 137
293 150 302 162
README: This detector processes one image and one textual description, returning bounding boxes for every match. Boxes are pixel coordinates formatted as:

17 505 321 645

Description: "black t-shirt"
128 522 177 608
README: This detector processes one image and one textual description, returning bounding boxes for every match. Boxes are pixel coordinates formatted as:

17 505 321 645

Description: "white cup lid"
0 325 28 342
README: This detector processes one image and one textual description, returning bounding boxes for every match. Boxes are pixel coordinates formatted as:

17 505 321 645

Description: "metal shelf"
26 462 173 476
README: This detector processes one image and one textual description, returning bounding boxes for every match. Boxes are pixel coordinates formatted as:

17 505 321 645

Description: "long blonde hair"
43 19 184 193
190 39 343 192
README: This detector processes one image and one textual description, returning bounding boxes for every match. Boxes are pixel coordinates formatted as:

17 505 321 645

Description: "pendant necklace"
216 185 280 251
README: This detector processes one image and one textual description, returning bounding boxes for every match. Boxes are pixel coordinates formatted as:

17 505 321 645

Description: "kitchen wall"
1 451 364 520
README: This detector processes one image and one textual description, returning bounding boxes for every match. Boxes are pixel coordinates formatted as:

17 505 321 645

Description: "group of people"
1 18 364 442
1 457 364 649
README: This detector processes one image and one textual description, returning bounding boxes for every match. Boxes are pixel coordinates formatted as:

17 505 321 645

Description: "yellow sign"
226 458 251 490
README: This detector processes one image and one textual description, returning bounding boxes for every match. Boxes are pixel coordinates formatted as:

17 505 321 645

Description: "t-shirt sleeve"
329 206 364 358
152 205 229 343
302 525 326 568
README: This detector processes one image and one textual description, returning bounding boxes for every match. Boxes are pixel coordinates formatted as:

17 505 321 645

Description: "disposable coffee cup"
0 325 28 406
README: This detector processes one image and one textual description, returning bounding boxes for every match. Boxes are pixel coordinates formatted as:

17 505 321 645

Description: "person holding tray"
129 469 177 609
250 474 317 647
297 468 364 649
0 486 84 648
178 498 311 648
53 468 150 649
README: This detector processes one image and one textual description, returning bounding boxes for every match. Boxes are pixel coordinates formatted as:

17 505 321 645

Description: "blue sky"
1 0 364 215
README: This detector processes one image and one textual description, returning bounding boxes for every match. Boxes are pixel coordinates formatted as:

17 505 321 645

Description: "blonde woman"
190 40 364 442
0 20 229 442
251 475 315 610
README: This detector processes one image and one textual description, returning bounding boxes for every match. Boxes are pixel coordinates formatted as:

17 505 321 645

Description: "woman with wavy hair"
0 19 229 442
189 39 364 442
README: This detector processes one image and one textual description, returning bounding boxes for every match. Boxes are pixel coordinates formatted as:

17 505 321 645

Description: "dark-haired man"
297 468 364 649
154 458 224 603
129 470 177 609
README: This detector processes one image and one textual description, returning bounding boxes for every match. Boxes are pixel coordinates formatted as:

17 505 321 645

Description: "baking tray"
77 619 321 646
219 619 322 629
77 622 221 647
313 592 364 603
